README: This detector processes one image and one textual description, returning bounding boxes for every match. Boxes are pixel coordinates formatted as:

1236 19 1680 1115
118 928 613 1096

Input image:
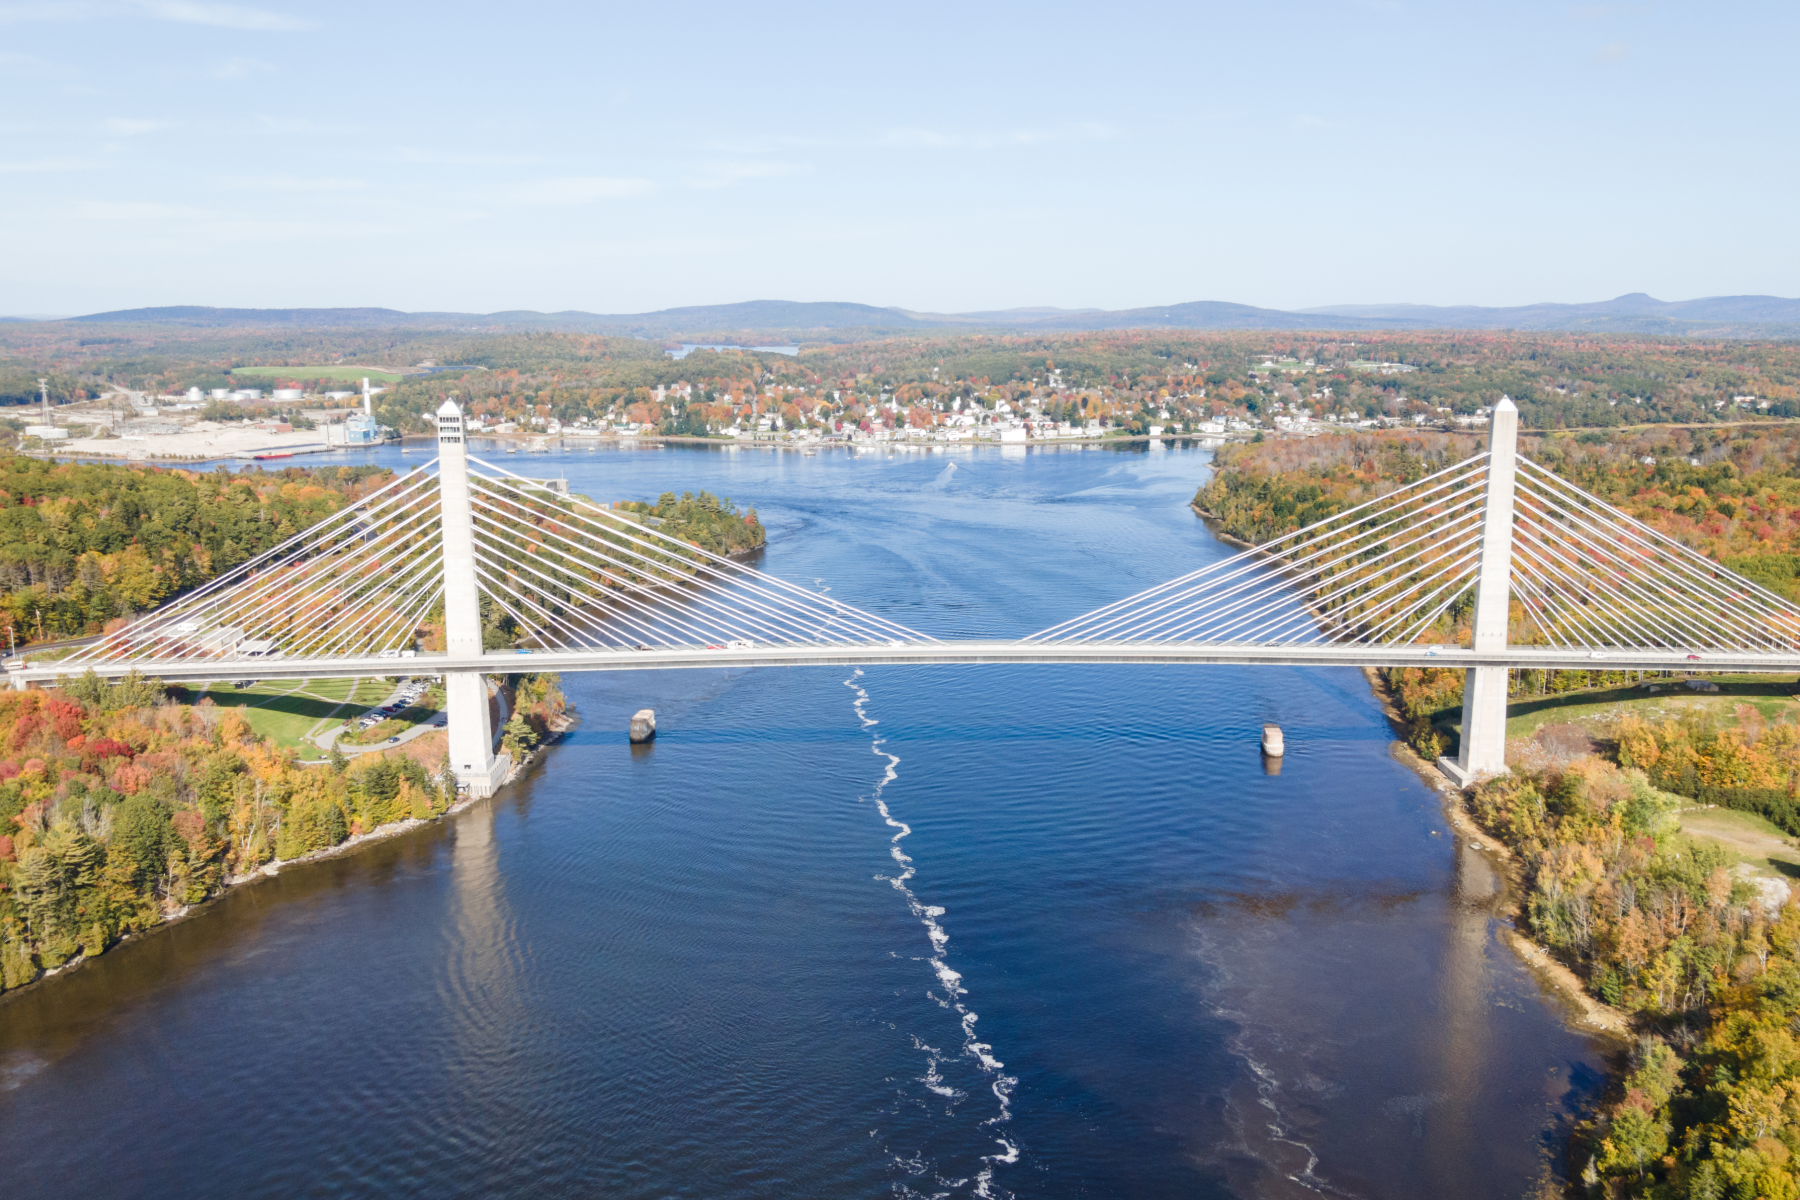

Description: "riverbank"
0 676 576 1004
1189 502 1254 550
0 784 484 1004
1188 494 1634 1041
427 430 1231 452
1359 667 1633 1041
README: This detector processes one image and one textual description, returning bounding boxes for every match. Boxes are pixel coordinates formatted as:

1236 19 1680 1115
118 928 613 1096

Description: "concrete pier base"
456 749 512 798
1439 662 1512 787
446 669 504 794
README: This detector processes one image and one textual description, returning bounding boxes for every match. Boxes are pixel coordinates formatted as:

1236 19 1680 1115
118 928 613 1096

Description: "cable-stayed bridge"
13 399 1800 792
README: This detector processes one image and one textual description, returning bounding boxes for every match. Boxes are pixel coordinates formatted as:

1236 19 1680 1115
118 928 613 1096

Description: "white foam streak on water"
1239 1052 1351 1197
848 669 1019 1197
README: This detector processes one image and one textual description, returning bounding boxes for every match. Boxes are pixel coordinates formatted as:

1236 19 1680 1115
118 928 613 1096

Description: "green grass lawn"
1675 805 1800 880
1433 675 1800 750
301 677 367 703
194 676 399 757
230 365 404 383
197 680 337 749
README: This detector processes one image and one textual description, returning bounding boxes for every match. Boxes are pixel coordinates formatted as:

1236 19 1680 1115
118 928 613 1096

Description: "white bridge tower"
1439 396 1519 786
436 400 510 796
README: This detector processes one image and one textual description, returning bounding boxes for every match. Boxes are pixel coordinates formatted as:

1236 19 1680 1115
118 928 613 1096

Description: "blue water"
0 441 1604 1198
668 343 800 358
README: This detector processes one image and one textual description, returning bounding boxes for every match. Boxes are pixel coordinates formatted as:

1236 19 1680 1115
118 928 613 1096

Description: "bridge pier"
437 400 510 797
1439 397 1519 788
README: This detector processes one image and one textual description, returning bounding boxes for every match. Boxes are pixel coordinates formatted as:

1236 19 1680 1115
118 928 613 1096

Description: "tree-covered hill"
6 323 1800 437
0 458 393 644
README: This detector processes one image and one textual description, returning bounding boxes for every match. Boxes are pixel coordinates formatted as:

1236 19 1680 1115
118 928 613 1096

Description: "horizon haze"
17 290 1800 340
1 0 1794 317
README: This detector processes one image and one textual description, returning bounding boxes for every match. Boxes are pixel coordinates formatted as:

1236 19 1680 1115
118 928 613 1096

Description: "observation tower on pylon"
435 399 509 795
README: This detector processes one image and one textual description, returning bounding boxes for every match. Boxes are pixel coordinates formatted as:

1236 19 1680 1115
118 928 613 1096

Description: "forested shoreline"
0 457 392 645
1199 427 1800 1198
0 669 568 998
7 323 1800 449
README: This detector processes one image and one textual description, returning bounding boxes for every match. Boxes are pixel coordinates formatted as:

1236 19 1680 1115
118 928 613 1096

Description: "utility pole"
436 398 507 796
1439 395 1519 786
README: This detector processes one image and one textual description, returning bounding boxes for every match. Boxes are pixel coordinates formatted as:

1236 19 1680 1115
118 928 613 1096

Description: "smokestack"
362 377 372 418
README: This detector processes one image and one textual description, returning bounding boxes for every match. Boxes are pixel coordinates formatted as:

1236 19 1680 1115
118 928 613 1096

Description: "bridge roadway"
8 642 1799 685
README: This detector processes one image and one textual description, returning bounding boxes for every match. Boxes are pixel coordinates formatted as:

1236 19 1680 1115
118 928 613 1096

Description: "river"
0 440 1605 1198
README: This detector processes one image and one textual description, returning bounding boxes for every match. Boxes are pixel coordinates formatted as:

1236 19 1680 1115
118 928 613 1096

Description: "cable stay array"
63 463 448 669
1029 454 1495 647
1508 458 1800 652
1028 453 1800 654
58 456 929 670
43 441 1800 675
460 455 928 652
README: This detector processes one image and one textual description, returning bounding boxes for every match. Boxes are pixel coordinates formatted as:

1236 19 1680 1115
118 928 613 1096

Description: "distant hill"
1297 293 1800 336
38 293 1800 339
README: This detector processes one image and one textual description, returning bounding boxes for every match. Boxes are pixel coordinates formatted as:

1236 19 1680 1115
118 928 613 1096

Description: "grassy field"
229 365 404 383
1677 805 1800 879
1434 675 1800 750
193 676 387 758
300 677 370 703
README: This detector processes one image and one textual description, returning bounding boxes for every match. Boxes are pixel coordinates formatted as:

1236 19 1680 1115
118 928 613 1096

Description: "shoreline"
42 430 1233 468
1357 665 1632 1042
422 431 1230 452
1189 495 1631 1039
0 699 579 1006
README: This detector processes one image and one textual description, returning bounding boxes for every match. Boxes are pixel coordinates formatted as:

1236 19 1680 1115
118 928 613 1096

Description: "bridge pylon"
1439 396 1519 787
436 399 510 797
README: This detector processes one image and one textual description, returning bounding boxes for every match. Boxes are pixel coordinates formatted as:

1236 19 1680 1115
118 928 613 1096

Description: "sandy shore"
0 704 578 1002
55 427 335 461
1359 665 1632 1040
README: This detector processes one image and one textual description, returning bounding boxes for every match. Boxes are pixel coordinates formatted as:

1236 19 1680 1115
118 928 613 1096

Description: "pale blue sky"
2 0 1793 316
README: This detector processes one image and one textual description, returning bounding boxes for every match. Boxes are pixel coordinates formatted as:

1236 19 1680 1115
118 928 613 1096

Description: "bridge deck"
9 642 1795 684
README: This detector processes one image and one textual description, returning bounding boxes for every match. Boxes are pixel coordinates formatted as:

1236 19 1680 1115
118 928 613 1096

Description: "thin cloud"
76 200 212 220
221 174 367 192
684 159 808 190
394 147 544 167
134 0 308 30
1593 40 1629 61
256 115 342 135
877 121 1116 150
0 50 65 75
104 117 166 135
495 176 654 205
0 0 309 26
0 2 105 22
210 56 274 80
0 157 96 172
711 121 1117 155
1291 113 1334 130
